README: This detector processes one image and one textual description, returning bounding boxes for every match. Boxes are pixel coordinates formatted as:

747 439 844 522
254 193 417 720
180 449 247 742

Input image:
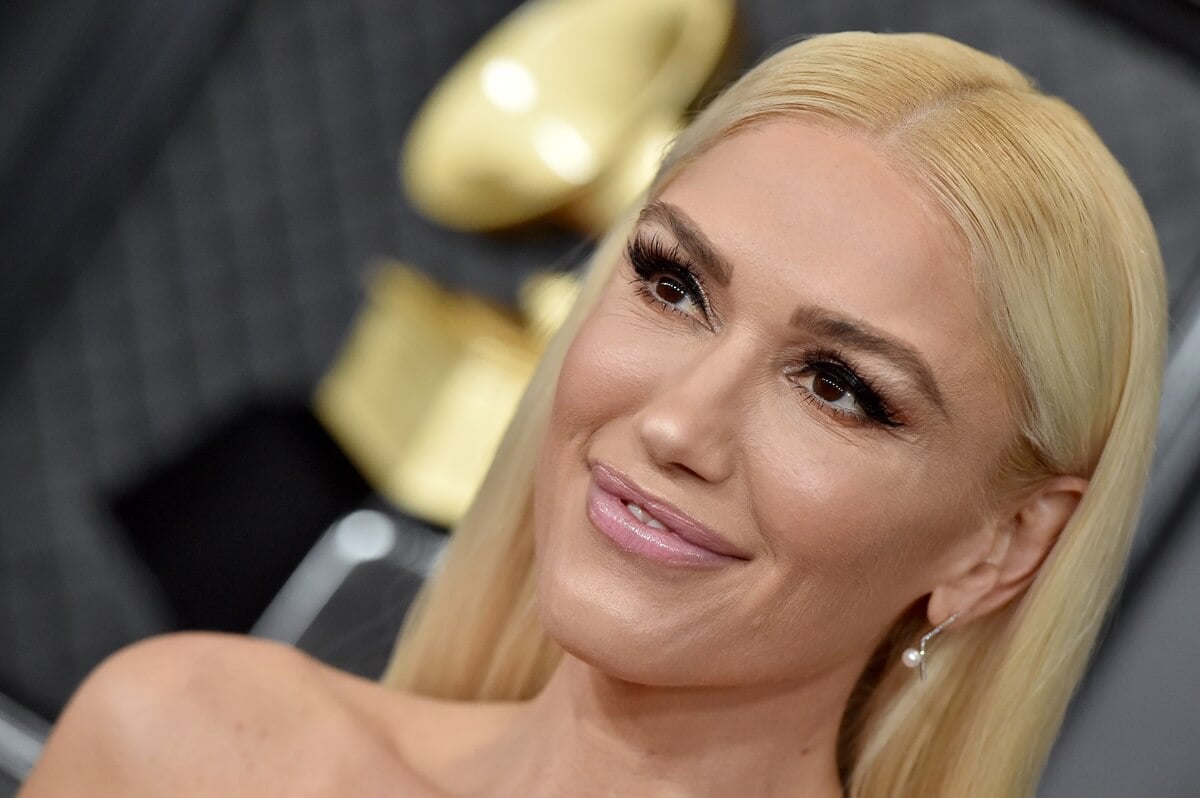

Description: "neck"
457 654 857 797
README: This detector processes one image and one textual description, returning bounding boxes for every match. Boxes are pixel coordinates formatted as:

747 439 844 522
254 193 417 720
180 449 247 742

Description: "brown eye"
654 277 688 305
812 373 849 403
791 360 902 428
626 235 711 325
792 365 867 420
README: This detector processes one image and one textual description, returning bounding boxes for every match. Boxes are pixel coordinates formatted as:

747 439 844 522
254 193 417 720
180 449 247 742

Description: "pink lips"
586 462 750 567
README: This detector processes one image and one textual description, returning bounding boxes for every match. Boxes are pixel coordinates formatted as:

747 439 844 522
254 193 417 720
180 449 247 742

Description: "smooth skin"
20 121 1083 797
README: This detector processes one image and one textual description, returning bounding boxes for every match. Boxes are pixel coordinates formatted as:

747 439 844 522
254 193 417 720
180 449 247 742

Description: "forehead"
662 122 971 323
656 121 994 403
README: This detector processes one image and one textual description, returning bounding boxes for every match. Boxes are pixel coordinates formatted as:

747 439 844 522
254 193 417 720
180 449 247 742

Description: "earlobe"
929 475 1087 626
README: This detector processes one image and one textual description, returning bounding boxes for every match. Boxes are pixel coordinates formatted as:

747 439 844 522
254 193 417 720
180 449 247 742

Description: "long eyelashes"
625 234 714 327
789 355 902 428
624 232 902 429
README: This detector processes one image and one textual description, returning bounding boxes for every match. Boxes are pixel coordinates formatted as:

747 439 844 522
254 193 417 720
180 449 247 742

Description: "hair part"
383 32 1166 797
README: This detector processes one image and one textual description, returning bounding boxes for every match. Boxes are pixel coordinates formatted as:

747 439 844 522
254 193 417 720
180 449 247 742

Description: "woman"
21 31 1165 797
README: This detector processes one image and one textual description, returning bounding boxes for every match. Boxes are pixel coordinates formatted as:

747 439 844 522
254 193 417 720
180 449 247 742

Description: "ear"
927 475 1087 626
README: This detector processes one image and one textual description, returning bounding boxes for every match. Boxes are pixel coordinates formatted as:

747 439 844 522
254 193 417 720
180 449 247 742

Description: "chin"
531 452 750 686
532 545 734 687
537 593 684 686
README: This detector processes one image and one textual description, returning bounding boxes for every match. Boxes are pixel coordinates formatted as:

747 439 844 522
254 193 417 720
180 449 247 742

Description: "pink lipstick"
586 462 749 567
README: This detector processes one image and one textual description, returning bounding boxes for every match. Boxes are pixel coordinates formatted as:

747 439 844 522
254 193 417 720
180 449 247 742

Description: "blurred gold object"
519 268 582 342
561 113 683 234
315 263 578 526
403 0 736 233
322 0 730 522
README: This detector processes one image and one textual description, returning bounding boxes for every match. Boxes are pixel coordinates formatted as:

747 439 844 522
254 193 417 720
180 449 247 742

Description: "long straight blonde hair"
383 32 1167 796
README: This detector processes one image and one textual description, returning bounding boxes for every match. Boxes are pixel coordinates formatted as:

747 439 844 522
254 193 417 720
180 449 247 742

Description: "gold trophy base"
315 264 547 527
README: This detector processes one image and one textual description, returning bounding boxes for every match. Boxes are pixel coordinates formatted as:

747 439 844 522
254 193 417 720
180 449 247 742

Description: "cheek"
741 427 981 619
546 304 663 441
533 303 657 548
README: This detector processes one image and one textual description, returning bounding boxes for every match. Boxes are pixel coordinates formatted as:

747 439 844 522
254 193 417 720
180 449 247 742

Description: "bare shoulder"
20 632 435 797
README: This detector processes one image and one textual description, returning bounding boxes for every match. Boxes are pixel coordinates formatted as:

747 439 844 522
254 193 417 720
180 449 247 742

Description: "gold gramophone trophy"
316 0 738 527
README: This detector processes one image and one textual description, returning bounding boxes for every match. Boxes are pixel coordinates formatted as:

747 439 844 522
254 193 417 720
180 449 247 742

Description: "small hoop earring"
901 611 960 680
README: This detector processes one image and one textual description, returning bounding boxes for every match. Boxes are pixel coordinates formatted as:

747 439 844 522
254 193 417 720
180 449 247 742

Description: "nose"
633 336 750 484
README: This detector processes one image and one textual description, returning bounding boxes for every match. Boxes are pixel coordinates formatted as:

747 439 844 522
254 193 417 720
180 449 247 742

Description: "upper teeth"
625 501 667 529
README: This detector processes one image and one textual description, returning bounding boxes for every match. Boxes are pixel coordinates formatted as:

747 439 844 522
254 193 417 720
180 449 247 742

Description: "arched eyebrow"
789 304 948 416
637 200 733 286
639 198 948 417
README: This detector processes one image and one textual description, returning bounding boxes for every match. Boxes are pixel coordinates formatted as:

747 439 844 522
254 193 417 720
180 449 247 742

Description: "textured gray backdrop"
0 1 1197 794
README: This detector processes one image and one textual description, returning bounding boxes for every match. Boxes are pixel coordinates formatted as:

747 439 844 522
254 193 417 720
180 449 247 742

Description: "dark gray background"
1 1 1197 795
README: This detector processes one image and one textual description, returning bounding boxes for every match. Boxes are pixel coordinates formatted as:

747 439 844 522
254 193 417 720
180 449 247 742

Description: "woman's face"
532 120 1015 688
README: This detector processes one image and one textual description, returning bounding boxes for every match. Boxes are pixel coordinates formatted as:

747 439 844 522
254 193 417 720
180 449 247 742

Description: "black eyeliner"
625 233 715 322
802 350 903 428
624 231 903 429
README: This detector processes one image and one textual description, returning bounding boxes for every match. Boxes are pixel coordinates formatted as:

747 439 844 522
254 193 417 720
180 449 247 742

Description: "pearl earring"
901 611 961 680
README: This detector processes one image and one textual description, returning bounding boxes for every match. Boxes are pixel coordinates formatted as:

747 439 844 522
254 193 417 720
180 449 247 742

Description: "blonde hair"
382 32 1167 797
